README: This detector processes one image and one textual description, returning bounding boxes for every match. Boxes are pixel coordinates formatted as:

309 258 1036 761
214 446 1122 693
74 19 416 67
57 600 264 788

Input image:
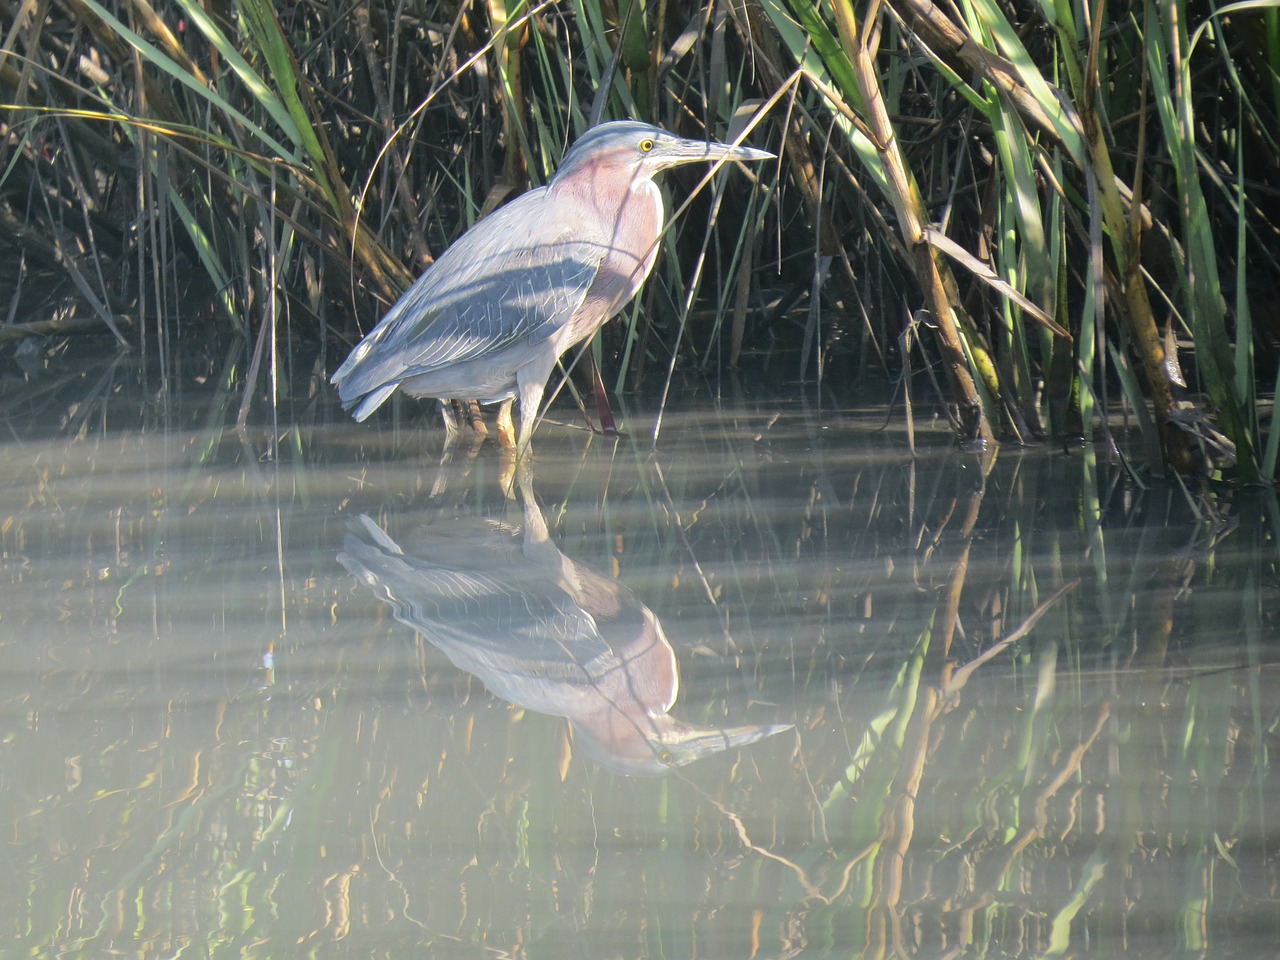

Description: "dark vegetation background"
2 0 1278 480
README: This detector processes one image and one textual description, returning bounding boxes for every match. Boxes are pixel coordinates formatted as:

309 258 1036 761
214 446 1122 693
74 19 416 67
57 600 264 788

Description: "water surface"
2 365 1276 958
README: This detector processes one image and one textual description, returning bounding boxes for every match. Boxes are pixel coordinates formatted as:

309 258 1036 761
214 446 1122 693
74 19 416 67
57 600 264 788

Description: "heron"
331 120 772 451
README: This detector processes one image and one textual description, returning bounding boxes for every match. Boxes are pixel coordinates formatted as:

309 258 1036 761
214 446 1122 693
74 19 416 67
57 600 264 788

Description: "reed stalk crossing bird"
331 121 772 451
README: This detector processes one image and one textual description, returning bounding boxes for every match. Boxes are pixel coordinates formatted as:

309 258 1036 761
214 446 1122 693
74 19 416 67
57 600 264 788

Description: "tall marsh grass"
2 0 1277 481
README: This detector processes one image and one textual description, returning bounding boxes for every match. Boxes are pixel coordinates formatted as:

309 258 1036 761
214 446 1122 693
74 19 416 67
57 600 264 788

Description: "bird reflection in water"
337 476 791 776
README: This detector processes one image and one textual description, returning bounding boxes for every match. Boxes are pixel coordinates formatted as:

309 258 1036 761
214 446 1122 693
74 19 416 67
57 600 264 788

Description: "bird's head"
552 120 773 187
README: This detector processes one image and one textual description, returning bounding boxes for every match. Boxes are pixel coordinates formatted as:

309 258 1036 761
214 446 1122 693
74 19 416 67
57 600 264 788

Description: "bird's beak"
659 136 775 169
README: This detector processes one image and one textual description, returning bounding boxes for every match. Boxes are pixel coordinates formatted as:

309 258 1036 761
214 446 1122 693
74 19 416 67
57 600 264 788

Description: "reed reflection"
338 472 791 775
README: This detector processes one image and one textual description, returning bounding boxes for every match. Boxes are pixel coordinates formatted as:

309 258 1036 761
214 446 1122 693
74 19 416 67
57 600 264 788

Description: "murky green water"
2 363 1277 958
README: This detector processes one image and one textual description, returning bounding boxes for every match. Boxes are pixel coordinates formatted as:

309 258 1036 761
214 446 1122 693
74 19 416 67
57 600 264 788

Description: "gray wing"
332 188 605 414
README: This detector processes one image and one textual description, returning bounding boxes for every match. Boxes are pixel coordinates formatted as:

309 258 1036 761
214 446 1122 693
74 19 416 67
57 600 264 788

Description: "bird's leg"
495 398 517 449
514 393 537 457
440 401 488 455
498 444 519 499
439 400 462 444
462 399 488 436
583 350 619 436
515 362 554 457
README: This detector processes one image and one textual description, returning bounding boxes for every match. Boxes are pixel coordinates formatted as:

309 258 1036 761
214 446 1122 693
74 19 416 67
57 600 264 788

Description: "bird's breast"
560 180 665 348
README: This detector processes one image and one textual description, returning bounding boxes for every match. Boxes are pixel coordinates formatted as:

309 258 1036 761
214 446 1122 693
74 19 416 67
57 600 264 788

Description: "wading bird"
331 120 772 452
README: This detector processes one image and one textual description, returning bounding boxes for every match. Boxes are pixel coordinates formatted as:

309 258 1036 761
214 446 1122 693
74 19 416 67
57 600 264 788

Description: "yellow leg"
439 400 462 442
495 398 517 449
463 399 488 436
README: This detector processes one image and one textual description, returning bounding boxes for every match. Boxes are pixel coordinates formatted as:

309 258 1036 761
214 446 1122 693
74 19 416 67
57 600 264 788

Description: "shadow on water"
1 361 1277 957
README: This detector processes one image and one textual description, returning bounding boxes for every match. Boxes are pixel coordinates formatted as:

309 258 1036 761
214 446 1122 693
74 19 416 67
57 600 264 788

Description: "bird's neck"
556 164 660 222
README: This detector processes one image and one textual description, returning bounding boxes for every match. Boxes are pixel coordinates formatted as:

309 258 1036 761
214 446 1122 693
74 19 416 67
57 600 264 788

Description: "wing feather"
333 188 606 410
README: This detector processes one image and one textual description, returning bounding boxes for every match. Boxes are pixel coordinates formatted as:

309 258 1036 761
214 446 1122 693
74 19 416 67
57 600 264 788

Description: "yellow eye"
639 138 654 153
